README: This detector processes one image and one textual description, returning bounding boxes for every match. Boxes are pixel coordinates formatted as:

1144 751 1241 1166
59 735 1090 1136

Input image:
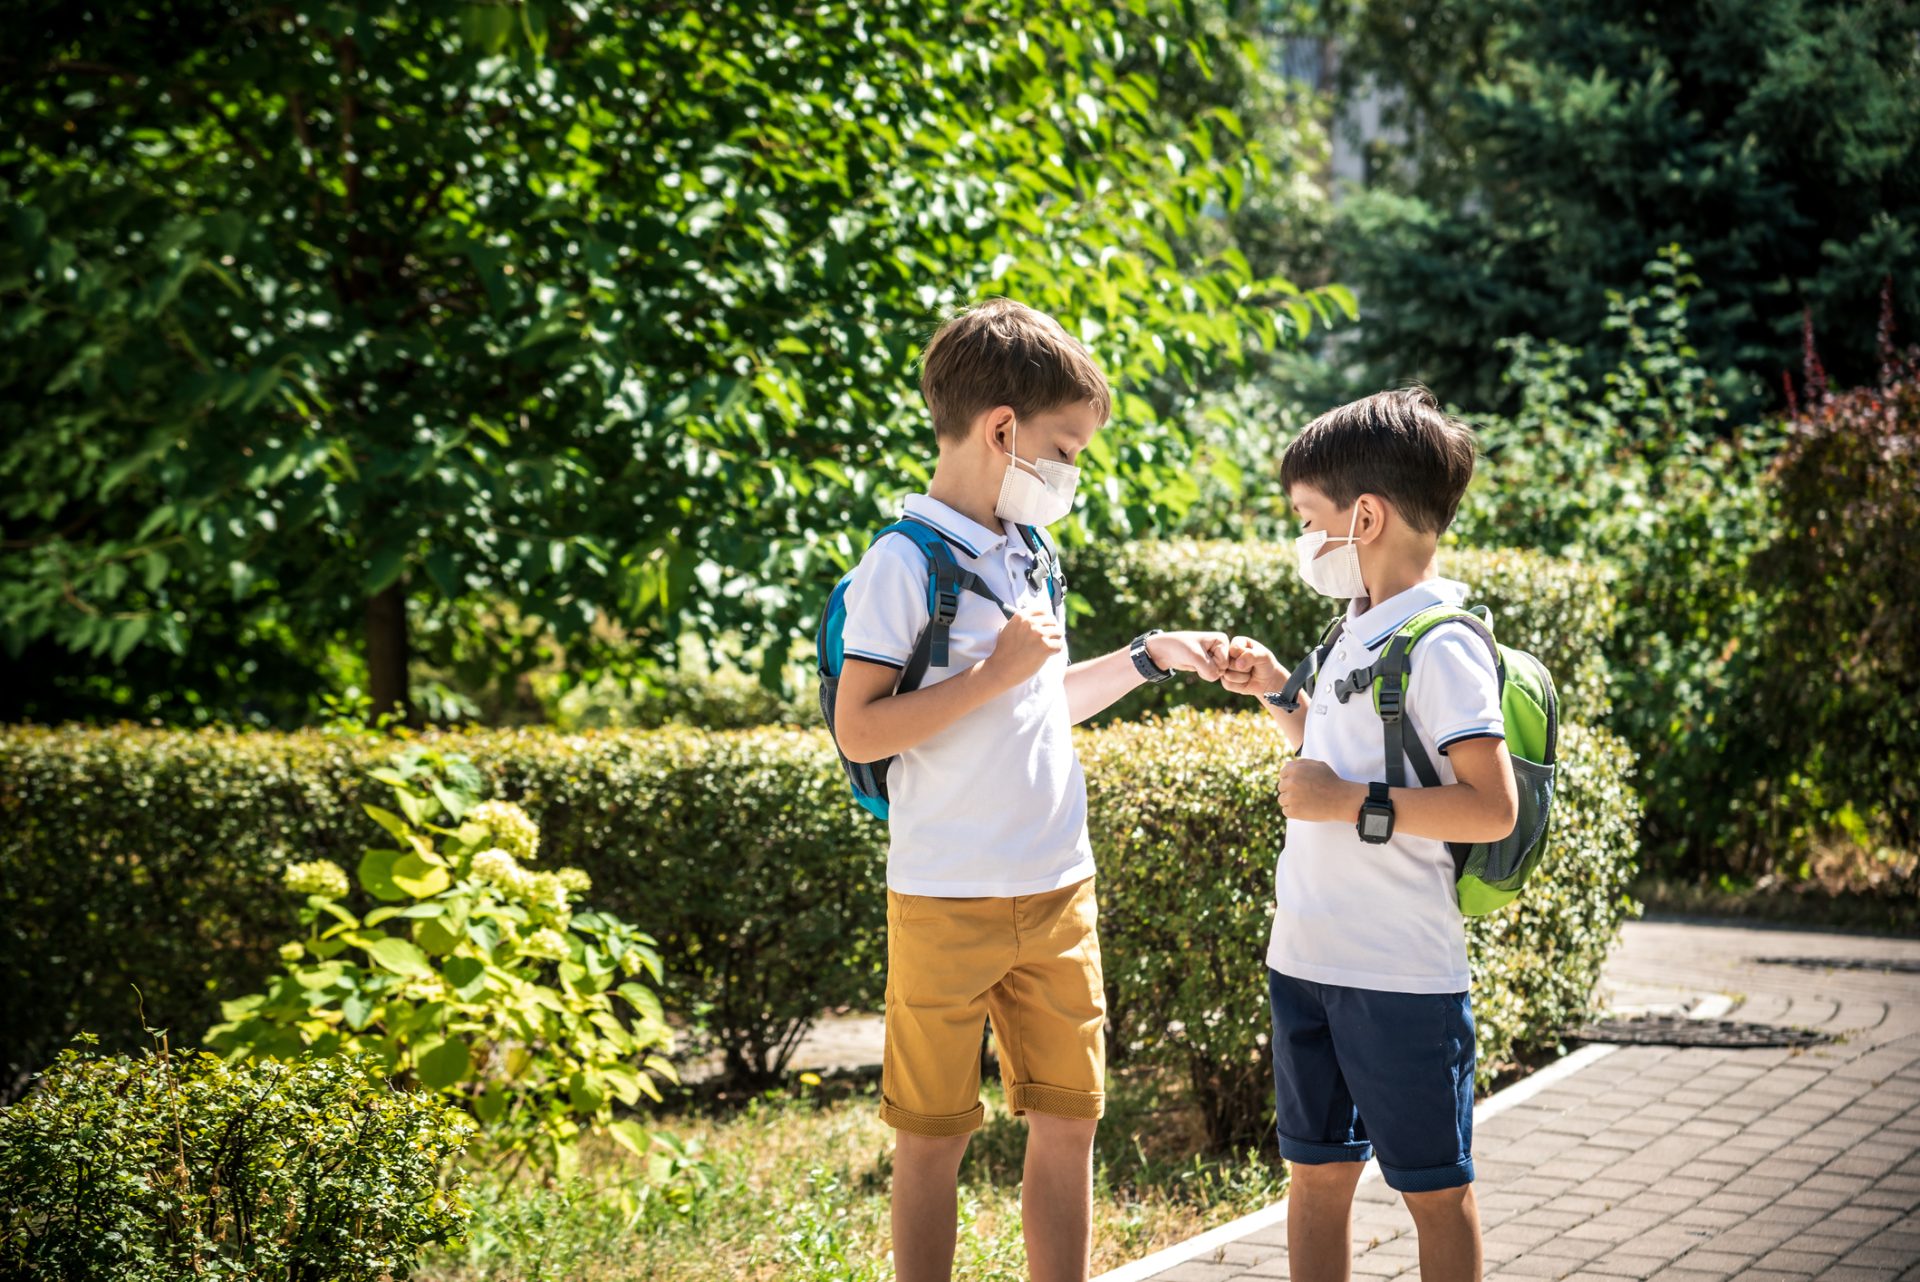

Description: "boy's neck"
1361 548 1442 611
926 460 1005 538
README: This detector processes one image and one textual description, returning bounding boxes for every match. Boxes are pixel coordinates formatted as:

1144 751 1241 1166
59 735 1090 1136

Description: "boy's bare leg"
1022 1112 1098 1282
892 1130 972 1282
1404 1184 1483 1282
1287 1158 1366 1282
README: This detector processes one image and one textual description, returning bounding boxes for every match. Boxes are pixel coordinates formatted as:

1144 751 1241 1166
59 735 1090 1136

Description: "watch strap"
1131 629 1173 683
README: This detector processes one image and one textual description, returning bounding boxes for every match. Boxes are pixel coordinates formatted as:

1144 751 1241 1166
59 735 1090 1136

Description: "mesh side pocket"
1469 756 1555 890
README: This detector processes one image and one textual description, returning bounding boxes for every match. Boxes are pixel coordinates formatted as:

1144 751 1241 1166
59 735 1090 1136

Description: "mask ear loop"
1004 416 1042 479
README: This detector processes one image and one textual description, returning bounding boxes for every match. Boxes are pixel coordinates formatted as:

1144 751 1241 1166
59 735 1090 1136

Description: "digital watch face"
1362 808 1392 840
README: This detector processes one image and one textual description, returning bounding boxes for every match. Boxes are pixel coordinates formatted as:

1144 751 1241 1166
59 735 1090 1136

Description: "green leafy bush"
1085 708 1641 1149
1449 248 1789 871
205 743 675 1171
0 723 884 1100
3 701 1639 1147
0 1038 471 1281
1445 252 1917 884
550 665 815 732
1747 305 1920 866
1069 541 1616 723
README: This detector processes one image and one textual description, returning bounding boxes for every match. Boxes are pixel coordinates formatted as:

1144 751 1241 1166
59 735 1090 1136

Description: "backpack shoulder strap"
878 517 1012 692
1332 604 1504 789
1269 612 1347 712
1015 523 1066 610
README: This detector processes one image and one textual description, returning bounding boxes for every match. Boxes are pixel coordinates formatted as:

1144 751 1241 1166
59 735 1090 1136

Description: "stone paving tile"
1102 919 1920 1282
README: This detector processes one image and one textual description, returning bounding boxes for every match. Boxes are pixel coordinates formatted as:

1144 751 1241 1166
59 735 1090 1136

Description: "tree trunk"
365 578 412 726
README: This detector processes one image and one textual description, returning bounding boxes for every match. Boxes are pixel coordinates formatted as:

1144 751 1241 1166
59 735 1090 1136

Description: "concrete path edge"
1092 994 1736 1282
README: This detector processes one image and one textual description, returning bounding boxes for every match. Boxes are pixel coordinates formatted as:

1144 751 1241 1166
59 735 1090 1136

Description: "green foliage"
1451 250 1788 872
1444 249 1920 882
0 1 1347 726
0 723 885 1099
2 697 1641 1153
0 1037 471 1281
1453 247 1744 554
1748 306 1920 863
1084 708 1641 1148
549 664 815 733
1319 0 1920 413
1069 541 1616 723
202 743 674 1171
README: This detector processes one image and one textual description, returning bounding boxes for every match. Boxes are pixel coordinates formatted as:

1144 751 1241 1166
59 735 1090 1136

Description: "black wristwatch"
1131 630 1174 683
1356 782 1395 844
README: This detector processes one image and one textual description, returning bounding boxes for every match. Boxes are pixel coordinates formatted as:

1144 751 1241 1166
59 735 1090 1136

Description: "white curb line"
1091 989 1739 1282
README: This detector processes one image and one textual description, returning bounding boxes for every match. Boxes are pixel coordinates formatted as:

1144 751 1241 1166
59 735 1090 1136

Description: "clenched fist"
1146 630 1230 682
1277 757 1363 823
1218 635 1287 699
985 604 1066 688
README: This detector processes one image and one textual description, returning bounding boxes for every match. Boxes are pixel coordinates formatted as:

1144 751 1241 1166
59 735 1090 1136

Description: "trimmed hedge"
1068 540 1616 725
3 711 1639 1150
0 1045 470 1279
0 723 883 1099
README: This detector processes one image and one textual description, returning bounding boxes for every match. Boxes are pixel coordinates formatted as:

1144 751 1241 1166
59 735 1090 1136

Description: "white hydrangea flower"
470 847 521 887
522 927 570 961
284 859 349 899
529 871 571 911
469 800 540 862
554 867 592 895
278 941 306 963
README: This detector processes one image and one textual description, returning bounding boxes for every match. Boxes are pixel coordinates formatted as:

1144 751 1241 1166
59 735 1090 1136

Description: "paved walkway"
1099 917 1920 1282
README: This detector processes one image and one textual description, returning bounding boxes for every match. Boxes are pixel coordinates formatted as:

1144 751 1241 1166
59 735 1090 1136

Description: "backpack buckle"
932 587 960 625
1376 680 1403 722
1333 665 1373 703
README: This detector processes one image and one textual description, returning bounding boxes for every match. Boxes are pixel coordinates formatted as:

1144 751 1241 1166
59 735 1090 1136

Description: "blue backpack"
816 514 1064 819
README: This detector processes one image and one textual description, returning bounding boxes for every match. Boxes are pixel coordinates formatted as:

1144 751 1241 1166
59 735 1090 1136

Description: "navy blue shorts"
1267 966 1476 1193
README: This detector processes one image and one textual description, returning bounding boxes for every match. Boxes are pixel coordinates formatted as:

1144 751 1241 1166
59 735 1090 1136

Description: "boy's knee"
1403 1183 1476 1217
1024 1111 1098 1151
1287 1159 1366 1194
894 1128 972 1168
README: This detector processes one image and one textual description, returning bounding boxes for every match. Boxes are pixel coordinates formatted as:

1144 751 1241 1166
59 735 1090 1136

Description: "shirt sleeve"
839 537 929 671
1408 622 1505 756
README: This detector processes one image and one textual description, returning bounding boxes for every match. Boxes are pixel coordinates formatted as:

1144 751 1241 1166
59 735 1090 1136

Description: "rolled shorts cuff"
1007 1081 1104 1120
879 1097 984 1137
1278 1133 1373 1165
1380 1155 1475 1193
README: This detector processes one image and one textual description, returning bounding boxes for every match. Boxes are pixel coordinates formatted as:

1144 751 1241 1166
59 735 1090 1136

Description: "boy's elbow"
833 710 883 764
843 740 886 766
1486 792 1521 841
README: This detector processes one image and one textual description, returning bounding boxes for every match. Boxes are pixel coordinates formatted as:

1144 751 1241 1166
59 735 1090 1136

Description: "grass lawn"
420 1064 1288 1281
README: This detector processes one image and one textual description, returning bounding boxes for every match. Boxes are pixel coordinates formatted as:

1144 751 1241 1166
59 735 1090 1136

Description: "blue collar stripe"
902 507 987 557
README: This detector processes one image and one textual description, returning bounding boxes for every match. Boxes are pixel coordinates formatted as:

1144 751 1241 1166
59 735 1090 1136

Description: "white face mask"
1294 506 1367 599
993 418 1080 527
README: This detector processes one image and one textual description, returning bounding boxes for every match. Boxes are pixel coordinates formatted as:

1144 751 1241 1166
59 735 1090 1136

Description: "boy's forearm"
1327 776 1515 844
838 663 1013 763
1259 690 1309 751
1064 647 1147 724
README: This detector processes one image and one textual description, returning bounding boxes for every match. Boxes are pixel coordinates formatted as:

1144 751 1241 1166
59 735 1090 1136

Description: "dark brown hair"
919 298 1112 443
1279 385 1478 533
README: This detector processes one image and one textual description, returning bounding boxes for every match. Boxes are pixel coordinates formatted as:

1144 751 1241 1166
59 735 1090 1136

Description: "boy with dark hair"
1219 386 1519 1282
830 297 1229 1282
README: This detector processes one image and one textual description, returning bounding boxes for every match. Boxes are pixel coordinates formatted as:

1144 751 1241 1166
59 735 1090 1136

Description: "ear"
1354 493 1390 543
979 405 1017 455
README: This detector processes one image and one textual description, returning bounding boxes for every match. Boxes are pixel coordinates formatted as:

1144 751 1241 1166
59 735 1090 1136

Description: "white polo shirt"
838 493 1095 897
1265 577 1505 994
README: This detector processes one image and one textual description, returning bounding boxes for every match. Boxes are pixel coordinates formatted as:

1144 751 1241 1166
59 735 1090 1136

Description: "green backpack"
1270 603 1560 915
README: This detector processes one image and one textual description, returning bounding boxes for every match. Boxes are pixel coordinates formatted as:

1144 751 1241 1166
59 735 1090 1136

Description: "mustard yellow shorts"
880 875 1107 1137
